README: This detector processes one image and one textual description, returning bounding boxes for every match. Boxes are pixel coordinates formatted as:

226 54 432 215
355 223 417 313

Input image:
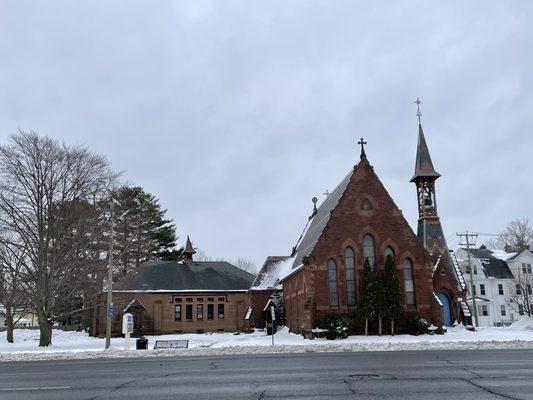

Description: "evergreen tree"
358 258 378 335
376 270 386 336
383 254 404 335
111 186 181 274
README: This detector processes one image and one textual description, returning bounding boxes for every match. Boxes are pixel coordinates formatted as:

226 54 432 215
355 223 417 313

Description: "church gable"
309 157 429 269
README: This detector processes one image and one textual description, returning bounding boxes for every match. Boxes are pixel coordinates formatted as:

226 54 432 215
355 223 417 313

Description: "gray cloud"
1 1 531 265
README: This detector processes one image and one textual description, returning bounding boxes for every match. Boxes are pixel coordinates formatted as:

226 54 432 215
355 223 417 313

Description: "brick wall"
95 291 249 336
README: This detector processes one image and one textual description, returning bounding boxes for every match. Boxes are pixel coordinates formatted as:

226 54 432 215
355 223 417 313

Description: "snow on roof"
433 292 443 307
432 256 442 276
450 251 467 291
250 257 296 290
490 250 519 261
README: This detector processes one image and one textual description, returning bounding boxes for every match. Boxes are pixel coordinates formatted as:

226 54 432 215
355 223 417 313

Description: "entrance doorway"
437 292 452 326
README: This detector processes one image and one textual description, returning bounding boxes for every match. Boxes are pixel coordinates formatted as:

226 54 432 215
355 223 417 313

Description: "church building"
251 104 470 334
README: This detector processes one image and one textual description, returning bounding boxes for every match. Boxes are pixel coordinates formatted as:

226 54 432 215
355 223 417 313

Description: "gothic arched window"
403 258 416 307
345 247 356 306
328 258 339 307
385 246 395 262
363 234 376 269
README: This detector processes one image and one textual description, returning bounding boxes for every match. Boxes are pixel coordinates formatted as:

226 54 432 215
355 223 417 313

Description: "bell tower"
410 99 446 255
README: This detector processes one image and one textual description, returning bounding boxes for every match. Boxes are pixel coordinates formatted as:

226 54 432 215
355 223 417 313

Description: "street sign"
108 307 114 317
122 313 134 350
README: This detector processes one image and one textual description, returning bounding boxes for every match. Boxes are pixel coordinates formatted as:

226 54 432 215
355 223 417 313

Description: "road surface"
0 349 532 399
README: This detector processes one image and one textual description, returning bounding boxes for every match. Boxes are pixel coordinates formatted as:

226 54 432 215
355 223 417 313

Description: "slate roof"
115 260 256 291
467 249 515 279
291 168 354 270
250 256 291 290
411 124 441 182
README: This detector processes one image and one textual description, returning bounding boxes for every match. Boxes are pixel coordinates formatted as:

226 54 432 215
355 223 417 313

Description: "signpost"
122 313 134 350
270 306 276 346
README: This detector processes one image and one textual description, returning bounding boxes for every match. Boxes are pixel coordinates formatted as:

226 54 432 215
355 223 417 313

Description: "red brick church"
250 107 470 334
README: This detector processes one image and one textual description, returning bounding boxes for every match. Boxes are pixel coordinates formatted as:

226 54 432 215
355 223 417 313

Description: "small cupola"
183 235 196 264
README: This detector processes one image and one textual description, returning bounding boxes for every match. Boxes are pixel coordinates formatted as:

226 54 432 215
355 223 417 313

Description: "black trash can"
136 337 148 350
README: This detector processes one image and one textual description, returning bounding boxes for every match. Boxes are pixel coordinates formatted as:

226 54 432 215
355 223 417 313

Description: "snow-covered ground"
1 317 532 362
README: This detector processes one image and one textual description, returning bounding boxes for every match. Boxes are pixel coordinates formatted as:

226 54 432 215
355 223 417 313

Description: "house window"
328 258 339 307
523 264 527 274
207 304 214 319
197 304 203 319
528 264 532 273
528 284 532 295
186 304 193 320
384 246 395 260
466 266 470 274
175 297 182 303
186 298 193 302
345 247 356 306
403 258 416 307
479 305 488 316
363 234 376 269
197 297 204 302
500 305 506 316
516 284 522 295
218 304 225 319
473 285 477 296
473 266 478 275
519 305 524 315
498 284 504 295
480 284 485 296
207 297 214 302
175 305 182 320
218 297 225 302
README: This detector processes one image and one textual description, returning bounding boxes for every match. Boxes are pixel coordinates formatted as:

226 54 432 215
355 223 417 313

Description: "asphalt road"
0 349 532 400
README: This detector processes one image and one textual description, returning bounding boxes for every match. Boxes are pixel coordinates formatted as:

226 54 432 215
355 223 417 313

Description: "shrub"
406 315 430 336
316 314 349 340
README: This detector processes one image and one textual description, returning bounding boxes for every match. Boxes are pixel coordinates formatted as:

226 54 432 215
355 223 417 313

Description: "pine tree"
375 270 386 336
383 254 404 335
358 258 378 335
111 186 181 274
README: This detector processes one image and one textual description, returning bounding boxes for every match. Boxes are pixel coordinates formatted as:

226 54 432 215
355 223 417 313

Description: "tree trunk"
378 316 382 336
391 319 395 336
6 310 14 343
365 318 368 336
37 311 53 347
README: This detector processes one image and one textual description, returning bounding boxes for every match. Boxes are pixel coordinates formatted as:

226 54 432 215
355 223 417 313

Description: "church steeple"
410 98 446 255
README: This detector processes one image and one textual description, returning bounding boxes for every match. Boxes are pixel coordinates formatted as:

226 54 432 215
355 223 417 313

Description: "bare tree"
0 239 31 343
234 258 258 274
507 273 532 317
0 131 116 346
491 218 533 252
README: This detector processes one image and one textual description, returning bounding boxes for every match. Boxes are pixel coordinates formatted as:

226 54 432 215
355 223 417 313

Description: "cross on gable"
358 137 367 159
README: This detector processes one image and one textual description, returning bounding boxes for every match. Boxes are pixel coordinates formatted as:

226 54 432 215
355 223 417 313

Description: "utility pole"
457 231 479 327
105 195 115 350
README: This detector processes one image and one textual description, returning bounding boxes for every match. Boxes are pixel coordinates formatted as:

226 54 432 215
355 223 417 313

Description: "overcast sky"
1 1 532 268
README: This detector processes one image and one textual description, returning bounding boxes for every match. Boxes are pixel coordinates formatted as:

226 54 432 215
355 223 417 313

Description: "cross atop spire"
415 97 422 124
358 137 367 160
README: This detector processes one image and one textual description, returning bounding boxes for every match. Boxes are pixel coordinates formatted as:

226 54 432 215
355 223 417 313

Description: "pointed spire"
410 100 440 182
183 235 196 264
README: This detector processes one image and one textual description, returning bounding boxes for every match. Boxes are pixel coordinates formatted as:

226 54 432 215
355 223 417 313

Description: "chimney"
183 236 196 264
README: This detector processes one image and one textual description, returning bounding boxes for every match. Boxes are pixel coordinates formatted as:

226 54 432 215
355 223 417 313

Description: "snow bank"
2 324 533 362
